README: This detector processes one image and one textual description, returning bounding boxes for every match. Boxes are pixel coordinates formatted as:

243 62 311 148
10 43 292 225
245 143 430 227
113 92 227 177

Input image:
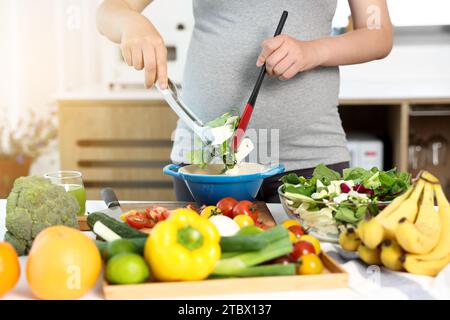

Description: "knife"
95 187 123 222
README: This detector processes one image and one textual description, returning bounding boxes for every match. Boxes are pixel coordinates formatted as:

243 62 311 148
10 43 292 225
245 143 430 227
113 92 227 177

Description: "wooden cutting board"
77 201 276 232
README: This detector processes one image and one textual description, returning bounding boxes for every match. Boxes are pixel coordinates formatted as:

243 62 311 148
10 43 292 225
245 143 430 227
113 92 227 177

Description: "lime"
104 239 138 260
105 253 150 284
237 225 263 236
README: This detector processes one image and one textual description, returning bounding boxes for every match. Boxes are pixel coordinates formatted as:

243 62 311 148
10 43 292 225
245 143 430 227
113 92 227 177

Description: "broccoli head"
5 176 80 255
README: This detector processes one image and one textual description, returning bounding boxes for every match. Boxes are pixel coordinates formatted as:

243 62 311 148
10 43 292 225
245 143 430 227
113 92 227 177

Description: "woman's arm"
97 0 168 88
257 0 393 80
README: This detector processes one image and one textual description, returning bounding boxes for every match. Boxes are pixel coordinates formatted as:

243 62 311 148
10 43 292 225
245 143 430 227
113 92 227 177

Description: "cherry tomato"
290 240 316 261
125 213 155 229
297 254 324 275
289 231 298 243
281 219 302 229
232 200 259 221
300 235 321 255
200 206 222 219
233 215 254 228
186 203 201 213
270 255 294 265
216 197 238 218
288 225 304 241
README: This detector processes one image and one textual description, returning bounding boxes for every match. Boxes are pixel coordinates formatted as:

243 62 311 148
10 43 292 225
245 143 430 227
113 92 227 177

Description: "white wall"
334 0 450 27
0 0 102 174
0 0 101 115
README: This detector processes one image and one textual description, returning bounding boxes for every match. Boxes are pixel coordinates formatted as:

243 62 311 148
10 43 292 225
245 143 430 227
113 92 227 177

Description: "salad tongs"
156 79 234 146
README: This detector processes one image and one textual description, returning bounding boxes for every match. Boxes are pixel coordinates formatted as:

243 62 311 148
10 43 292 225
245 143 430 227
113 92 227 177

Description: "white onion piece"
208 215 240 237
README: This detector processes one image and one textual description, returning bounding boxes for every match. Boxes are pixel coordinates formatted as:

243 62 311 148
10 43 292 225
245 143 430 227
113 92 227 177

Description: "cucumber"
210 263 296 278
87 212 147 239
220 226 289 252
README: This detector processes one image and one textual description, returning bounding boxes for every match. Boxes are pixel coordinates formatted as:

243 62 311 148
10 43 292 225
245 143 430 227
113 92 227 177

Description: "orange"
0 242 21 297
26 226 102 300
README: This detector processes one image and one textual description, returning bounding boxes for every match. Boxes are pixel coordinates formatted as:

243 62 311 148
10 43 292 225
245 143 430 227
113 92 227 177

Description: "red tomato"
232 200 259 221
288 225 304 240
146 207 170 221
216 197 238 218
255 221 270 230
290 240 316 261
126 213 155 229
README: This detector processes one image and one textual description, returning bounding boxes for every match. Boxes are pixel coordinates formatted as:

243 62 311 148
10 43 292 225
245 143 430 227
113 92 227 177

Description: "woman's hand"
256 35 325 80
120 13 168 88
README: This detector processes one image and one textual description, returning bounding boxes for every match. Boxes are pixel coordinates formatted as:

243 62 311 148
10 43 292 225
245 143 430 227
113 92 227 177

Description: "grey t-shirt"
170 0 350 171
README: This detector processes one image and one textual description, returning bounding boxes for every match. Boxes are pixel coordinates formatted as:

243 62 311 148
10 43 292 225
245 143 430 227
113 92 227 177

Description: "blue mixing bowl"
163 163 285 205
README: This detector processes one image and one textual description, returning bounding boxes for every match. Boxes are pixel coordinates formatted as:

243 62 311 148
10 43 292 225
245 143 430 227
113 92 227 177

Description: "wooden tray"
78 201 277 233
103 252 348 299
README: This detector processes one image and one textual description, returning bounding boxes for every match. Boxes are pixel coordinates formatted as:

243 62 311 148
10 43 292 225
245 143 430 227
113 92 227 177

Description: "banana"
375 186 414 221
357 214 385 249
420 171 440 184
358 243 382 265
339 227 360 252
380 179 425 240
395 183 441 254
408 184 450 261
380 239 404 271
401 254 450 277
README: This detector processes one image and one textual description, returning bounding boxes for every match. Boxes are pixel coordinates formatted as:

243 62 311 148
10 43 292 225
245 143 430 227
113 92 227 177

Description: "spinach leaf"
334 206 359 224
313 163 341 182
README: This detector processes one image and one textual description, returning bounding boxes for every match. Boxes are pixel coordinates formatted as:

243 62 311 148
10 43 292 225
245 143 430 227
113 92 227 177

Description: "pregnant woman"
97 0 393 202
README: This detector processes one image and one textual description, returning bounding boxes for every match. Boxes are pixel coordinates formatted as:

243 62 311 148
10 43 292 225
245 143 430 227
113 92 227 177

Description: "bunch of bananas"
339 171 450 277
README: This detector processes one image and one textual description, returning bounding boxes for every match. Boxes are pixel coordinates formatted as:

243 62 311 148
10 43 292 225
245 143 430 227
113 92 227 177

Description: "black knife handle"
101 188 120 208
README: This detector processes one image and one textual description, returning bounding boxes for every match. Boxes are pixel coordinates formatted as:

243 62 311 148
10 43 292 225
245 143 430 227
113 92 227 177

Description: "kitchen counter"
1 199 449 300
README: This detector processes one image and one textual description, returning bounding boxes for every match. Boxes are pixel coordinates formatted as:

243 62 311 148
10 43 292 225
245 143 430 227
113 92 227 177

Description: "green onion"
213 237 293 276
210 263 296 278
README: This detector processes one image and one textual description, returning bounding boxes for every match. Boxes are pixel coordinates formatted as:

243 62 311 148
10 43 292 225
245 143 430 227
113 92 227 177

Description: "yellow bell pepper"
144 208 221 281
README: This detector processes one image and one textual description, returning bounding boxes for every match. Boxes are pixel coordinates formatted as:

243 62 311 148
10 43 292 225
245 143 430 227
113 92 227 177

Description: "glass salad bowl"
278 185 391 243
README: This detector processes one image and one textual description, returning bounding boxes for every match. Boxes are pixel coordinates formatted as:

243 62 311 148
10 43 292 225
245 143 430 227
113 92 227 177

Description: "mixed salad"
188 111 241 170
280 164 412 226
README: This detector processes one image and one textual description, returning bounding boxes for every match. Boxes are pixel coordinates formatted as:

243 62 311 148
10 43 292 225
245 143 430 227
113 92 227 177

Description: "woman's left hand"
256 35 324 80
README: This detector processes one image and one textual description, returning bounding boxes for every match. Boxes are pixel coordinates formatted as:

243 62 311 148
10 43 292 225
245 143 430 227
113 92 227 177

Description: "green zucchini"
87 212 146 239
210 263 296 278
220 226 289 252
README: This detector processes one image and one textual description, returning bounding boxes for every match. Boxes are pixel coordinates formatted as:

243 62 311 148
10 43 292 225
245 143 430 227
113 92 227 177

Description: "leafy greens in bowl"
279 164 412 241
